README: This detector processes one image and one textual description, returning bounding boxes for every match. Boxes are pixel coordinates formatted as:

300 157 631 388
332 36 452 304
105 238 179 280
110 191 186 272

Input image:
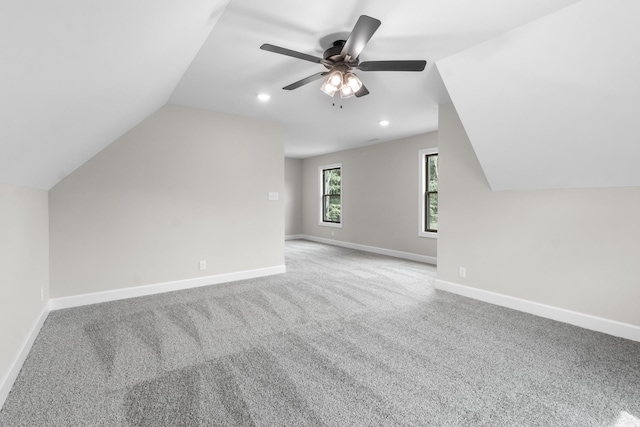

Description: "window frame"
318 163 343 228
419 148 438 238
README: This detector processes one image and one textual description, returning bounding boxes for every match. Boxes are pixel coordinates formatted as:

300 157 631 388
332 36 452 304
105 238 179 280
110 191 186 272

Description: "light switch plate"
268 192 279 201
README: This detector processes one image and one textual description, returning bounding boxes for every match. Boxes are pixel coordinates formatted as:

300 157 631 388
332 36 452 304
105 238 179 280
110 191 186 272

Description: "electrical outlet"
459 267 467 278
199 260 206 271
40 287 44 301
331 231 335 237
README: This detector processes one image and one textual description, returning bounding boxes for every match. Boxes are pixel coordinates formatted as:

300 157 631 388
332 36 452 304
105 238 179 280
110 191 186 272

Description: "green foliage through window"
426 154 438 232
322 167 341 223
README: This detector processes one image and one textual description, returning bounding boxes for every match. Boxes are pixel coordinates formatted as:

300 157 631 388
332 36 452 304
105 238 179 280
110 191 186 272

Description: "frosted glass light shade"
345 73 362 92
328 71 343 86
340 84 354 98
320 81 338 97
321 70 362 98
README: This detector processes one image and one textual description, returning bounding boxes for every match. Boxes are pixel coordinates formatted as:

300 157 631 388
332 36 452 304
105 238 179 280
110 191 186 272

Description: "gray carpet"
1 240 639 426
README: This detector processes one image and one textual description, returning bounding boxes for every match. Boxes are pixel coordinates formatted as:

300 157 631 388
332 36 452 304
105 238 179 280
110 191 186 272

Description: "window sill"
419 231 437 239
319 222 343 228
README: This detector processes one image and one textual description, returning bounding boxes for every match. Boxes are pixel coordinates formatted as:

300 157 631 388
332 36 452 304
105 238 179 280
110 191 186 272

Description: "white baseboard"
0 303 50 411
50 265 287 311
300 235 437 265
285 234 304 241
435 279 640 342
2 266 286 409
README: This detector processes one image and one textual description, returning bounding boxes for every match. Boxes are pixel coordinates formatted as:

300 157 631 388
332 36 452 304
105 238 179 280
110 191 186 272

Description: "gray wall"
438 103 640 326
49 105 285 298
0 183 49 390
284 158 303 237
301 133 438 258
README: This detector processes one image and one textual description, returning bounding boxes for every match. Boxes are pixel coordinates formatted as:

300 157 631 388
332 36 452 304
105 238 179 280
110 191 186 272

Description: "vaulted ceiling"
437 0 640 190
1 0 232 189
3 0 637 191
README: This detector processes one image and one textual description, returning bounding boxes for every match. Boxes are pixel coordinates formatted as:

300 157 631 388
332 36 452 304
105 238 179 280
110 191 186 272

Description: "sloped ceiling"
437 0 640 190
2 0 593 190
0 0 231 190
170 0 578 159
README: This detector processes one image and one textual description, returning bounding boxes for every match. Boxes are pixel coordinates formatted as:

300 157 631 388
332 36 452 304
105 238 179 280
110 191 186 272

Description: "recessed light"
257 93 271 102
379 120 390 126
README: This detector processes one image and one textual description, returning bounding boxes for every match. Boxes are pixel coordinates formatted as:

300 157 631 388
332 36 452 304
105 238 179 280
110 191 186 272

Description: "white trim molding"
435 279 640 342
0 303 50 411
50 265 286 311
418 147 438 239
301 235 437 265
318 162 343 228
2 265 287 409
285 234 305 241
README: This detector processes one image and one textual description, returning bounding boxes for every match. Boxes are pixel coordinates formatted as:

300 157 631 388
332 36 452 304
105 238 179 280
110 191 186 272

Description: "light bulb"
340 84 354 99
320 81 338 97
345 73 362 92
329 72 343 86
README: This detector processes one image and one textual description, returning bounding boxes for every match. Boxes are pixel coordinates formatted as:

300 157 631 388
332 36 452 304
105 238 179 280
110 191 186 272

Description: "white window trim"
319 163 343 228
419 148 437 238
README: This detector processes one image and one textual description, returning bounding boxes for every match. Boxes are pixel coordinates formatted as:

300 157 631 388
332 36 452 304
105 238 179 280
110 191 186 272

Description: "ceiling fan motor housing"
323 40 346 62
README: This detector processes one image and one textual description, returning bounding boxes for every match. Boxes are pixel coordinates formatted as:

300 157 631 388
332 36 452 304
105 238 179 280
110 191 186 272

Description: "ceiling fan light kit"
260 15 426 99
321 69 363 99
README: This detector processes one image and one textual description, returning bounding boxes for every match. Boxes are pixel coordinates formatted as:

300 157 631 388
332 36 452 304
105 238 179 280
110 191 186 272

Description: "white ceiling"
8 0 629 191
0 0 231 190
170 0 579 159
437 0 640 190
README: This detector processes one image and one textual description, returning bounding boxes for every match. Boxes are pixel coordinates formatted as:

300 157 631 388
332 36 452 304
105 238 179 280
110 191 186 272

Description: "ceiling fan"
260 15 426 99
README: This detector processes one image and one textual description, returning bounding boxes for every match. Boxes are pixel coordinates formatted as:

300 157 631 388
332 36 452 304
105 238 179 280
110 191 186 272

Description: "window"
419 148 438 237
319 163 342 227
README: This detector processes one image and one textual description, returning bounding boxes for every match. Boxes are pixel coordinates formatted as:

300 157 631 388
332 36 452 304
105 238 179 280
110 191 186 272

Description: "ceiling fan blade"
358 60 427 72
260 44 323 64
283 72 327 90
340 15 381 60
354 84 369 98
